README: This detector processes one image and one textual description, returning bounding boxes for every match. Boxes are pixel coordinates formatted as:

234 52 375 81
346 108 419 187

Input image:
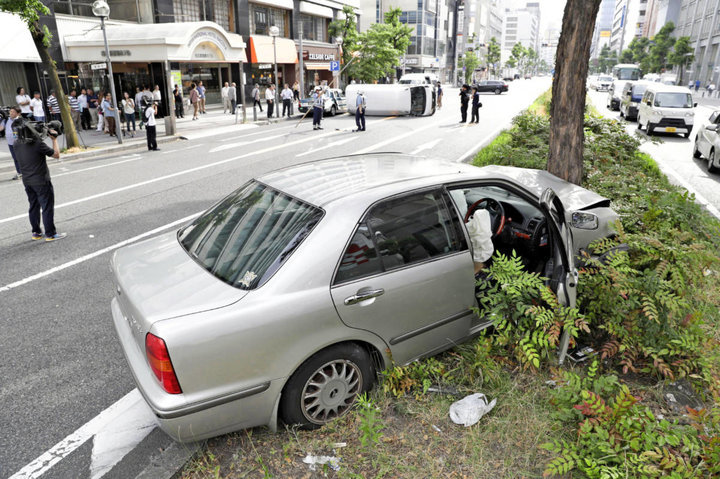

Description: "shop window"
172 0 230 29
299 14 328 42
250 3 289 37
54 0 150 21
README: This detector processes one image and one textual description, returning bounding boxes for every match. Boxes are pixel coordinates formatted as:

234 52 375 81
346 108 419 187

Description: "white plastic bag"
449 393 497 427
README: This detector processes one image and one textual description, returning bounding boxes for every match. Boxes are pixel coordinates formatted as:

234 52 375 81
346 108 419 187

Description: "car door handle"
344 288 385 305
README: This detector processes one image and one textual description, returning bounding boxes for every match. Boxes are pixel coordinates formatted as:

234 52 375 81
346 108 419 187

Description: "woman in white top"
16 87 32 118
121 92 136 137
29 92 45 121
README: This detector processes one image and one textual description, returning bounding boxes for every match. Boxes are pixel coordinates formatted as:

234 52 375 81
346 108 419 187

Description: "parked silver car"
110 155 619 442
694 110 720 173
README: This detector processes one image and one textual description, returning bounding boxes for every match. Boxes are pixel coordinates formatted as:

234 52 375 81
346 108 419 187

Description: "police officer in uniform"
312 86 324 130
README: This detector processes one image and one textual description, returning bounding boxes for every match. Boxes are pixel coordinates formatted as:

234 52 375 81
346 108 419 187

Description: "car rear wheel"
331 105 337 116
280 343 374 429
494 88 501 95
708 150 719 173
647 122 655 136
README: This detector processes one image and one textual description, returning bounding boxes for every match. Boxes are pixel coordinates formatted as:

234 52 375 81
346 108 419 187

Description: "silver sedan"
110 155 618 442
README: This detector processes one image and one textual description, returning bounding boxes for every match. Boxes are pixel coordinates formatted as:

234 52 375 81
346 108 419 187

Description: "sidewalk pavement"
0 103 303 176
692 90 720 109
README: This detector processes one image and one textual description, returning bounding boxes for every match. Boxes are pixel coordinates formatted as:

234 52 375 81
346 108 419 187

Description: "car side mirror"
571 212 599 230
706 124 718 131
626 92 632 97
694 102 698 108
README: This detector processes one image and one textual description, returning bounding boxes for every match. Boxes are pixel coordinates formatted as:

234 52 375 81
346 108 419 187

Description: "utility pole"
299 22 305 98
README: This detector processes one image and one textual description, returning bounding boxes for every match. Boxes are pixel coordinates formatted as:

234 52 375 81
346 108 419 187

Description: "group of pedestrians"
221 82 238 114
251 82 301 119
459 84 483 124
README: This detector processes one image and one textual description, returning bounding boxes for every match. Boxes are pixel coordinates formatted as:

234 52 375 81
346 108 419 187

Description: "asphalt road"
0 77 551 479
588 89 720 219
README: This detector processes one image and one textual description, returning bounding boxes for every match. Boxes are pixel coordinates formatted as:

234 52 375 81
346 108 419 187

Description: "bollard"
253 105 257 122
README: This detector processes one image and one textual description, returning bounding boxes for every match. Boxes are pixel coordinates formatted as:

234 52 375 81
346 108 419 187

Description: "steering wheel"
464 198 506 237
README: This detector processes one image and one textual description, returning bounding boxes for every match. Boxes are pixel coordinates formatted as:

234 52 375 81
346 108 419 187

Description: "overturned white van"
345 83 436 116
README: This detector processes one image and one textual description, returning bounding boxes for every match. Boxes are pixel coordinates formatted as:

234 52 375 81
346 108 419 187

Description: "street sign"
330 61 340 72
91 62 107 71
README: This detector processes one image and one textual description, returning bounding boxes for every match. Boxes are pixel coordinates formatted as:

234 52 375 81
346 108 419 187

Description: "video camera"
11 118 63 144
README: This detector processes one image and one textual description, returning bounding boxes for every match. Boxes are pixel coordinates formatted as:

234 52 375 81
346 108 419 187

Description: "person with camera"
12 118 66 241
0 106 23 180
143 98 159 151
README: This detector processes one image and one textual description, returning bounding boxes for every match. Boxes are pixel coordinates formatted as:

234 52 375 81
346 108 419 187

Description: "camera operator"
13 119 66 241
0 106 23 180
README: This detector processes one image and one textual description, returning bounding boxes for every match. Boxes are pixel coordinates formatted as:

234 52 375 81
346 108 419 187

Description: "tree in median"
547 0 602 185
597 45 617 74
459 51 480 84
0 0 80 148
328 6 361 84
647 22 675 73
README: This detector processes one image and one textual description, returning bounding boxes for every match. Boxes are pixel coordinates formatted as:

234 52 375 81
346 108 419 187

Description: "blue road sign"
330 61 340 71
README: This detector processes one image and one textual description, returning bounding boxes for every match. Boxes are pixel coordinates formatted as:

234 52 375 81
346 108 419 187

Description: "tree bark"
30 23 80 149
547 0 601 185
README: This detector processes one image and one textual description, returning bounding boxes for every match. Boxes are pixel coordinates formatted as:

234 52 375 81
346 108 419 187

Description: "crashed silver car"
110 155 618 442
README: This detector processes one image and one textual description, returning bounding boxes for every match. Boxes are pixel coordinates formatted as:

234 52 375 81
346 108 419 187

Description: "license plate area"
665 127 677 132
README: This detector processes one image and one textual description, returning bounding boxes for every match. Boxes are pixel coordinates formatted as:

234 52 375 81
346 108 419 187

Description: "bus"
612 63 641 81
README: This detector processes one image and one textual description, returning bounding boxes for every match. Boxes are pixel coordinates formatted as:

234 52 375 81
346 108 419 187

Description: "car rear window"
178 181 322 290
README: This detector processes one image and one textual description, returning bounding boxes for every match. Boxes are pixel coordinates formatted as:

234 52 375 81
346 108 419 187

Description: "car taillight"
145 333 182 394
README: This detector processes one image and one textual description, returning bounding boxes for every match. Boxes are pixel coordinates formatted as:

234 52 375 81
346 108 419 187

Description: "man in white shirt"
143 98 159 151
221 82 230 113
280 83 293 118
16 87 32 118
78 88 90 129
29 91 45 122
228 82 237 114
265 84 276 119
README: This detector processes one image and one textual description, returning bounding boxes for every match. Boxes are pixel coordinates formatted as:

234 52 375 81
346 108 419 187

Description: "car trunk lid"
111 232 246 345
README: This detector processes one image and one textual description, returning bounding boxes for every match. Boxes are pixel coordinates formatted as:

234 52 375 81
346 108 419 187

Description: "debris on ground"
567 345 597 363
302 454 341 471
661 379 704 416
449 393 497 427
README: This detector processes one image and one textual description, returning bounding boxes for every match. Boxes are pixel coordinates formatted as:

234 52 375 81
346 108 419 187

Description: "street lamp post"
335 37 343 89
92 0 122 144
269 26 280 118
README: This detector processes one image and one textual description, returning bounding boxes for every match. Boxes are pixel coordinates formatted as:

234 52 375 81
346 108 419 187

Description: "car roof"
645 84 693 94
257 154 608 211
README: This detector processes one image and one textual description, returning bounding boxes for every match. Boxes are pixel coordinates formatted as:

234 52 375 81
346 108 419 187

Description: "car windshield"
632 85 648 96
178 181 323 290
599 76 613 82
654 92 693 108
399 79 423 84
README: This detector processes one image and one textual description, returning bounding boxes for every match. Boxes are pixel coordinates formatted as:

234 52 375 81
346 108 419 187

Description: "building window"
171 0 230 29
299 14 327 42
250 3 289 37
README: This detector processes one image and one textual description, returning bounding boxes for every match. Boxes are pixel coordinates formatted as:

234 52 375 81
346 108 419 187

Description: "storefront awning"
249 36 298 64
0 13 41 62
62 20 247 63
305 62 330 70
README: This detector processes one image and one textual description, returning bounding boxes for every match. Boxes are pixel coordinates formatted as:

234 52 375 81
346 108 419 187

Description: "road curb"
134 441 203 479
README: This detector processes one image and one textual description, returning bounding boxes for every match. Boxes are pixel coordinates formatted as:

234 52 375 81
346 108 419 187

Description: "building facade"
610 0 643 53
1 0 361 113
643 0 681 38
676 0 720 86
501 3 539 65
591 0 616 59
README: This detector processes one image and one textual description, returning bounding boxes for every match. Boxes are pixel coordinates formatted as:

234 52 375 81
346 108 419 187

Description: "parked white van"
637 85 696 138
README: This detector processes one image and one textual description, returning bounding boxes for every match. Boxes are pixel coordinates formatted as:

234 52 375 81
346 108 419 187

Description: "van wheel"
647 123 655 136
280 343 374 429
637 116 643 130
683 131 691 139
331 105 337 116
494 88 501 95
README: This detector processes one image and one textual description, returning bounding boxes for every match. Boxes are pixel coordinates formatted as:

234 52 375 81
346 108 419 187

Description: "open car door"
539 188 579 364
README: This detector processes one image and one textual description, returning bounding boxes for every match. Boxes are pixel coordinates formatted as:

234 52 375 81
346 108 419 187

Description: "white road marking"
160 143 205 154
53 155 143 178
0 213 198 293
89 394 157 479
354 121 442 155
454 125 507 163
218 123 294 141
8 389 151 479
295 136 356 158
410 138 442 155
0 117 396 225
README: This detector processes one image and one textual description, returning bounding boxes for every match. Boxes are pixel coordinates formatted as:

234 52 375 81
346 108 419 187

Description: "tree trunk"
30 23 80 149
547 0 601 185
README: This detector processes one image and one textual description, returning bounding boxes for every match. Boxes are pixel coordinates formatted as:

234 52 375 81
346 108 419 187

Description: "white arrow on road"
295 136 357 158
410 138 442 155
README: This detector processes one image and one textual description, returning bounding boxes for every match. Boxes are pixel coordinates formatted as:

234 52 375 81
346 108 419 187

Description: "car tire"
708 149 719 173
693 139 702 158
637 116 643 130
494 88 501 95
331 105 337 116
620 108 624 118
647 122 655 136
280 343 374 429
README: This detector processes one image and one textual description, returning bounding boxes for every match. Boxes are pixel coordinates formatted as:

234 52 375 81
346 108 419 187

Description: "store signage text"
99 49 131 57
308 53 335 61
188 30 229 52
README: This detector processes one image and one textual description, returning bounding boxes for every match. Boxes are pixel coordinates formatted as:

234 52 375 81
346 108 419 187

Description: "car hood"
111 231 247 324
480 165 611 211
